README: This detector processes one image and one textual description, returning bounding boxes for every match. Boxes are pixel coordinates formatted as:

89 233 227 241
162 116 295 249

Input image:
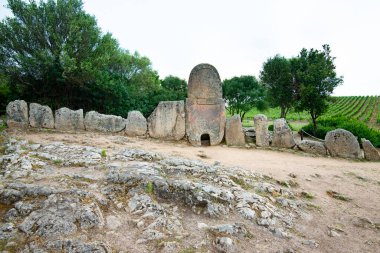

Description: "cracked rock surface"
0 131 378 252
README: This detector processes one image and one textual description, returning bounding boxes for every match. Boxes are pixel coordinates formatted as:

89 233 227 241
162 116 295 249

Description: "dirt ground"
10 129 380 253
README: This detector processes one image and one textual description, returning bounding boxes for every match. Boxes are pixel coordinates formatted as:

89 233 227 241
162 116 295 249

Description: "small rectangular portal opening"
201 133 210 146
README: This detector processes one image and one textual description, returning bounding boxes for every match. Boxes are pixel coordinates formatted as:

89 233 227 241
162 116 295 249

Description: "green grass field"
238 96 380 130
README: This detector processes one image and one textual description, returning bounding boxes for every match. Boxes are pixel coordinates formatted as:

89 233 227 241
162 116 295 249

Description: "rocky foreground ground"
0 130 379 253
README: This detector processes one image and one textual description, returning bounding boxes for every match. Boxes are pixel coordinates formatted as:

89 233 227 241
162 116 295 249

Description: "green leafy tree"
161 75 187 100
293 45 343 134
0 0 163 117
260 55 295 118
223 75 267 121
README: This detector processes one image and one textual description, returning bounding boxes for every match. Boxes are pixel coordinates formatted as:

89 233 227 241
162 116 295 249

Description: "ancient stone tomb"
186 64 226 146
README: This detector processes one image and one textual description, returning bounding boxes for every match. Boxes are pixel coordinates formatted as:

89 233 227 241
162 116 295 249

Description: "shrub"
302 117 380 147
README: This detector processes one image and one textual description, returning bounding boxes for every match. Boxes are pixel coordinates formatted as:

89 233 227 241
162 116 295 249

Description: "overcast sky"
1 0 379 96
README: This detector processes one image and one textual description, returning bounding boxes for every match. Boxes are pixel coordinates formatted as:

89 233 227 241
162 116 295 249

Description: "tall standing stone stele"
186 64 226 146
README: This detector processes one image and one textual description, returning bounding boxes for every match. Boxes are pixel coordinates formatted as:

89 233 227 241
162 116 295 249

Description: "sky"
1 0 379 96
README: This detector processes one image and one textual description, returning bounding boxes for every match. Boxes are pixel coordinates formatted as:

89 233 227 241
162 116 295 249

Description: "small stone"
137 220 145 228
106 215 122 230
302 240 319 248
197 222 209 229
327 229 340 237
215 237 235 253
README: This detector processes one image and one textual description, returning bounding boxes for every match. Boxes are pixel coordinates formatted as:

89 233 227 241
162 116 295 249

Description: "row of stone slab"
5 100 190 140
225 114 380 161
5 100 148 136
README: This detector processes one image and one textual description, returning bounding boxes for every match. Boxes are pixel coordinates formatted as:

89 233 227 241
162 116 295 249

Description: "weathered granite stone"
297 140 327 155
55 107 84 131
84 111 126 132
254 114 269 147
29 103 54 129
361 138 380 161
186 63 226 146
125 111 147 137
325 129 361 159
272 118 295 148
225 115 245 146
6 100 28 128
148 101 185 140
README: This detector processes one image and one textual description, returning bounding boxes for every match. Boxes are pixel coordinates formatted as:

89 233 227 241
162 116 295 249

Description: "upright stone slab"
148 101 185 140
254 114 269 147
225 115 245 146
29 103 54 129
125 111 147 137
186 64 226 146
6 100 28 128
361 138 380 161
325 129 361 159
84 111 126 132
55 107 84 131
272 118 296 148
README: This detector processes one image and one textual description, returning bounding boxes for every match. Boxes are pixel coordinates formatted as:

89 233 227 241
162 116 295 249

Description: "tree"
260 55 296 118
161 75 187 100
222 75 267 121
293 45 343 135
0 0 162 117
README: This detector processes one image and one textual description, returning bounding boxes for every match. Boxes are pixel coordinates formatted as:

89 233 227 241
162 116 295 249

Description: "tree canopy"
293 45 343 134
0 0 180 117
260 55 295 118
223 75 267 121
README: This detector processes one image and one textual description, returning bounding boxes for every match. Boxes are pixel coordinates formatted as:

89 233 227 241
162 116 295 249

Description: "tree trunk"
241 112 246 122
311 114 317 136
280 106 286 118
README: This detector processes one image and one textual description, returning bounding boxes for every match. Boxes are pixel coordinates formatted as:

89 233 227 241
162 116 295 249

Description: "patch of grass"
145 182 154 194
30 154 50 161
306 203 323 212
277 179 299 188
101 149 107 158
53 159 63 165
326 190 352 201
229 176 251 190
179 248 196 253
72 161 86 167
300 191 315 199
31 164 42 170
